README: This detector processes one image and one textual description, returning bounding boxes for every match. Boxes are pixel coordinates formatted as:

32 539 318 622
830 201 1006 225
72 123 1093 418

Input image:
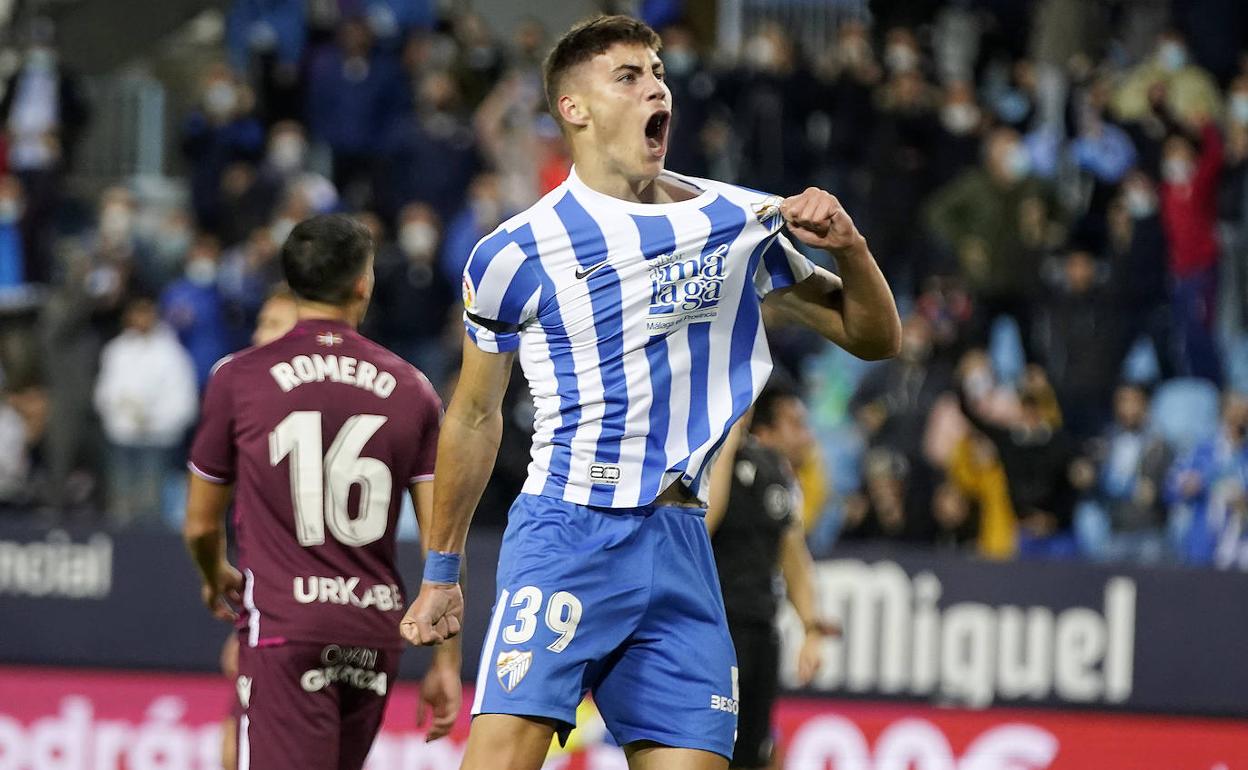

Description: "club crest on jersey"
496 650 532 692
462 275 476 312
316 331 343 347
751 196 784 231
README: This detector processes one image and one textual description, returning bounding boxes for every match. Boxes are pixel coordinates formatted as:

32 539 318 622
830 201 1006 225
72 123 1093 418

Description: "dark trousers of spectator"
1122 303 1176 381
106 443 175 527
16 168 62 285
970 292 1038 362
1172 267 1222 385
332 151 376 211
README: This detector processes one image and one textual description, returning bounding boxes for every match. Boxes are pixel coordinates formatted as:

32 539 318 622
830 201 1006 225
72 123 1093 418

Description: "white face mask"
269 135 306 172
399 221 437 259
1231 94 1248 125
270 218 295 247
0 198 22 224
205 82 238 117
1004 144 1031 181
1163 156 1194 185
1159 41 1188 72
99 205 133 241
744 37 779 70
186 258 217 286
886 44 919 74
1125 187 1156 218
942 103 980 135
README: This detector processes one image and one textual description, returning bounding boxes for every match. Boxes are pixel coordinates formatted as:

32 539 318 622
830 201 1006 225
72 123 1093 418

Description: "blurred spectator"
839 448 924 542
181 66 265 234
0 18 88 284
93 296 198 526
364 202 453 383
866 65 938 291
451 12 505 110
1073 383 1173 563
925 126 1063 358
848 314 952 461
225 0 307 123
306 17 406 207
1113 30 1223 126
161 235 232 389
1166 391 1248 565
1036 248 1126 434
380 70 481 222
1160 119 1224 383
0 391 31 509
218 226 284 345
0 176 26 288
931 481 979 551
440 171 507 287
960 367 1078 558
728 23 811 195
930 80 985 190
1105 172 1174 378
946 429 1017 559
1219 74 1248 337
659 23 719 179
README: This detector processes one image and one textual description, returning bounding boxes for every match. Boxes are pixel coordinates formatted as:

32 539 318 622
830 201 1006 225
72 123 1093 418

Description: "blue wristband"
423 551 462 584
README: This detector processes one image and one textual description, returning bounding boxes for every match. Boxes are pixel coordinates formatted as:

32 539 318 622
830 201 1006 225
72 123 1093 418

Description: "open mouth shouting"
644 109 671 158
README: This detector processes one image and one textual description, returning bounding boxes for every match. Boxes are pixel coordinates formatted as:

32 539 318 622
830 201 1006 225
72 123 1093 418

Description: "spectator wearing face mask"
181 66 265 233
0 176 26 289
931 81 984 189
439 171 506 287
1220 75 1248 337
160 235 232 389
1113 30 1222 127
656 23 718 179
307 18 407 208
1159 114 1223 384
1106 172 1174 378
924 126 1064 359
362 202 453 382
0 17 89 284
379 70 482 223
1036 248 1126 436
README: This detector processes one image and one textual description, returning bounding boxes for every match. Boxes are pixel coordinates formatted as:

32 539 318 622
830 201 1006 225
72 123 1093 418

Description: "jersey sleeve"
403 372 443 485
461 229 542 353
754 232 816 298
187 356 236 484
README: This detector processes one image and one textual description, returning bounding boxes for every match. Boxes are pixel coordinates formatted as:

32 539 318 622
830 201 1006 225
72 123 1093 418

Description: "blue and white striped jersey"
462 167 815 508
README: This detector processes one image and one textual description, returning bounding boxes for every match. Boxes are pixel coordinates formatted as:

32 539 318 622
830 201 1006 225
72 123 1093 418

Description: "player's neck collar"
566 165 715 215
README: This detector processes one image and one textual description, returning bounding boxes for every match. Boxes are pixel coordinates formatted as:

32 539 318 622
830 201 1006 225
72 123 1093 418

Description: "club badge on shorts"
496 650 532 692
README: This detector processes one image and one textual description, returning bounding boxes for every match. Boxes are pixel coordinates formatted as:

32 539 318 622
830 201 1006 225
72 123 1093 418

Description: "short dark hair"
752 379 802 430
280 214 373 305
543 15 662 118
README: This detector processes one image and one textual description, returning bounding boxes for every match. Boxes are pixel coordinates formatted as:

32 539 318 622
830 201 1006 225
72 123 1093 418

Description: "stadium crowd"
0 0 1246 570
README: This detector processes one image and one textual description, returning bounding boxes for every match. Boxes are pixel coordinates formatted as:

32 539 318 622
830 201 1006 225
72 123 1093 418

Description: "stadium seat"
1150 378 1221 452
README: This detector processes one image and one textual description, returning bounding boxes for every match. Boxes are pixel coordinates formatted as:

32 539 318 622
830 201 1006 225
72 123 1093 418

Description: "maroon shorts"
235 640 400 770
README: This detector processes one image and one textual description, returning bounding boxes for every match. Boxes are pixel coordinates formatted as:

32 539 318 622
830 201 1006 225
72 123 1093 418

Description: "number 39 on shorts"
501 587 583 653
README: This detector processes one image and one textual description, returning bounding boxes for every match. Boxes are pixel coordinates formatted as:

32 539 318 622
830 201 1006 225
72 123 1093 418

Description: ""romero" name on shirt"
269 354 397 398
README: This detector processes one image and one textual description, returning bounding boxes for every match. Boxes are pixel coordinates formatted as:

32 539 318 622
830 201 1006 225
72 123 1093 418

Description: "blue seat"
1150 378 1221 453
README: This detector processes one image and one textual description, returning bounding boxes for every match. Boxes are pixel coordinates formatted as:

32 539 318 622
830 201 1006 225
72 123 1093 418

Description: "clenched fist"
780 187 866 255
401 581 465 646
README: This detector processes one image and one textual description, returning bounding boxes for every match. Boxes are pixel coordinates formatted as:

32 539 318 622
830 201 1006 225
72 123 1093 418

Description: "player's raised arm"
401 341 515 647
765 188 902 361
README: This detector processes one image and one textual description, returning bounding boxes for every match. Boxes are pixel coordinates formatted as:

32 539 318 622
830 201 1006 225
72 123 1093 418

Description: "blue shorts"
471 493 739 759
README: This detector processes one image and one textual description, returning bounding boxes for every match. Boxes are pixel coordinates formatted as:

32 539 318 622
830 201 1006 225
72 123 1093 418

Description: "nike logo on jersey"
574 260 611 280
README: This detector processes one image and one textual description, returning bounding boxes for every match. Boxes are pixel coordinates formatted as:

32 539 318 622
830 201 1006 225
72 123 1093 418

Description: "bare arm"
427 341 514 553
765 188 901 360
408 479 463 742
779 521 835 685
705 418 748 535
183 473 242 622
402 339 514 647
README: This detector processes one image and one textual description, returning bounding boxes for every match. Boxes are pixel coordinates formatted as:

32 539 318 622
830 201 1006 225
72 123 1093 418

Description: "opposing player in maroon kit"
183 214 461 770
